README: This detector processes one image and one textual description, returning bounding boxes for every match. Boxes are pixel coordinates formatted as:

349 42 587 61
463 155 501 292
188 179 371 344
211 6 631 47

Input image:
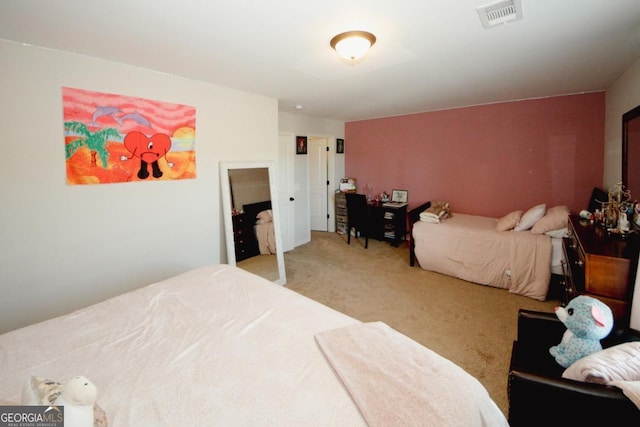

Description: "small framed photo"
336 138 344 154
296 136 307 155
391 189 408 203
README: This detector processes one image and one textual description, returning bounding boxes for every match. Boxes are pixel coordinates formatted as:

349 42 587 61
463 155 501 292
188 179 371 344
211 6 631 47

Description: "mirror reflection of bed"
220 162 286 285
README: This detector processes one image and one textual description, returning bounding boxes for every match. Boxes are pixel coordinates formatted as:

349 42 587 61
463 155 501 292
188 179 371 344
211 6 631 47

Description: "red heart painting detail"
124 131 171 162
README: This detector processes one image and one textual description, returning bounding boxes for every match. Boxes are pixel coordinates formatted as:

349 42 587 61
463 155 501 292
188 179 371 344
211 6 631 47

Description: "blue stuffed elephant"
549 295 614 368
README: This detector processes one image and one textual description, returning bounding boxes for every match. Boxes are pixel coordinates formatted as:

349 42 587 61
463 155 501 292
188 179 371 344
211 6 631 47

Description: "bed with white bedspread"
0 265 507 426
410 203 570 301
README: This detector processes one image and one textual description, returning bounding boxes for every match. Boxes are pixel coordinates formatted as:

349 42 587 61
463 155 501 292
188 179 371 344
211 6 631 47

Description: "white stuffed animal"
53 376 97 427
22 375 97 427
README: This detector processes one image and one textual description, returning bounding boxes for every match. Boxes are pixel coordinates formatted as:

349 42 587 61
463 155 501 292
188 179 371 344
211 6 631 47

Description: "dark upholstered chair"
345 193 372 248
508 309 640 427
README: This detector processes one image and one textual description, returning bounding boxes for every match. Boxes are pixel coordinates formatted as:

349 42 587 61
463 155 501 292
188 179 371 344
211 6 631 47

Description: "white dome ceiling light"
330 30 376 62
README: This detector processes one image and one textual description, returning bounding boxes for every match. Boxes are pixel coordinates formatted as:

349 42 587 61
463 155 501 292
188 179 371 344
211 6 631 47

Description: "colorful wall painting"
63 87 196 185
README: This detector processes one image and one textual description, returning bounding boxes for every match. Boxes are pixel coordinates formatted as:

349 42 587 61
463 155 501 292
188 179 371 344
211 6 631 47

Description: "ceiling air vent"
477 0 523 29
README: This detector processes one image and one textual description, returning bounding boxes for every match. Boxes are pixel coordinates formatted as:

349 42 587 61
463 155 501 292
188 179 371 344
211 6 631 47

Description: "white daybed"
410 203 570 301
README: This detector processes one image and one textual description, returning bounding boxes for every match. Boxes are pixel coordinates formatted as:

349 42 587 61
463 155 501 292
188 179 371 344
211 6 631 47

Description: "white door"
277 132 295 251
309 137 328 231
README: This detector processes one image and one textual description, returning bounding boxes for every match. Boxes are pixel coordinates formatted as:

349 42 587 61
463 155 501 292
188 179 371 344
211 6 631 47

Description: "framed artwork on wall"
296 136 307 154
336 138 344 154
63 87 196 185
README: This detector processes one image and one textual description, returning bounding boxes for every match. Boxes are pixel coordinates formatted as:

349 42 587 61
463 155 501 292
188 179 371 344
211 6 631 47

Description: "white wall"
278 112 344 240
278 112 345 143
604 56 640 331
0 40 278 333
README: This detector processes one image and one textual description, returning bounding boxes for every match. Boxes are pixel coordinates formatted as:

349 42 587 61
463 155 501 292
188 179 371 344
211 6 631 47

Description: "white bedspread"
0 265 366 426
413 213 552 300
316 322 508 427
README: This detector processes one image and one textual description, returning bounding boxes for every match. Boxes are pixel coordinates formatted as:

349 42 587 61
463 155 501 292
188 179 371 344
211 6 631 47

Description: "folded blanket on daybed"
315 322 508 427
419 200 451 223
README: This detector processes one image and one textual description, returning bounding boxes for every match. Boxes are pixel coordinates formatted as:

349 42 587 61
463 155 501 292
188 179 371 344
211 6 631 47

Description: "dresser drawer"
563 236 585 294
232 213 259 261
561 244 576 298
566 221 585 264
585 255 631 299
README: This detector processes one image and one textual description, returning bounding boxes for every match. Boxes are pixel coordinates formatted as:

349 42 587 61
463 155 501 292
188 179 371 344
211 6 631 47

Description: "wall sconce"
330 30 376 62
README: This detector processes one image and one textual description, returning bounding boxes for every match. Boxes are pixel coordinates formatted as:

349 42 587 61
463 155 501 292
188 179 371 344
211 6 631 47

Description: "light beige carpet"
284 231 559 416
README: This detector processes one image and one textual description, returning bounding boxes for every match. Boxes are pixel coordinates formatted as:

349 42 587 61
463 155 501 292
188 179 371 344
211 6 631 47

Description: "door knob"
289 197 295 201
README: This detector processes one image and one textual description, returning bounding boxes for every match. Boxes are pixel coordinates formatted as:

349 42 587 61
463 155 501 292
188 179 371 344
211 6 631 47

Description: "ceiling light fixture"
330 30 376 62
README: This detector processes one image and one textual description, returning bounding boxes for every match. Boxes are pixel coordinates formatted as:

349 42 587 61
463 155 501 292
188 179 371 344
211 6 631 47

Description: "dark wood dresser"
232 213 259 261
562 214 639 328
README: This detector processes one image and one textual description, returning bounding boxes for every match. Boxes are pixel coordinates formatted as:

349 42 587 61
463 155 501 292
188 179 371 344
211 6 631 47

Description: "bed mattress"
0 265 365 425
0 264 508 426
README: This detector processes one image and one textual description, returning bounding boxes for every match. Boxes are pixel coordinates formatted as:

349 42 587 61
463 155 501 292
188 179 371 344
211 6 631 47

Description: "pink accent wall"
345 93 605 218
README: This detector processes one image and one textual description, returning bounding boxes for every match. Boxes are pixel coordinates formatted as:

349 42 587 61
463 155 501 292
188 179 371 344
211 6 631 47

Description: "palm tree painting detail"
64 121 120 168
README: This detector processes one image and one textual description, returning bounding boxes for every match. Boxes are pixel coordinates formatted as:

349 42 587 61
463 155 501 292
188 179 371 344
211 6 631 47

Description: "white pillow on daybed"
514 204 546 231
255 209 273 224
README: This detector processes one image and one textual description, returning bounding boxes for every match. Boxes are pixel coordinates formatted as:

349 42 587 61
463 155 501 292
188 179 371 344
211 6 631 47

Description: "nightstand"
369 203 408 247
